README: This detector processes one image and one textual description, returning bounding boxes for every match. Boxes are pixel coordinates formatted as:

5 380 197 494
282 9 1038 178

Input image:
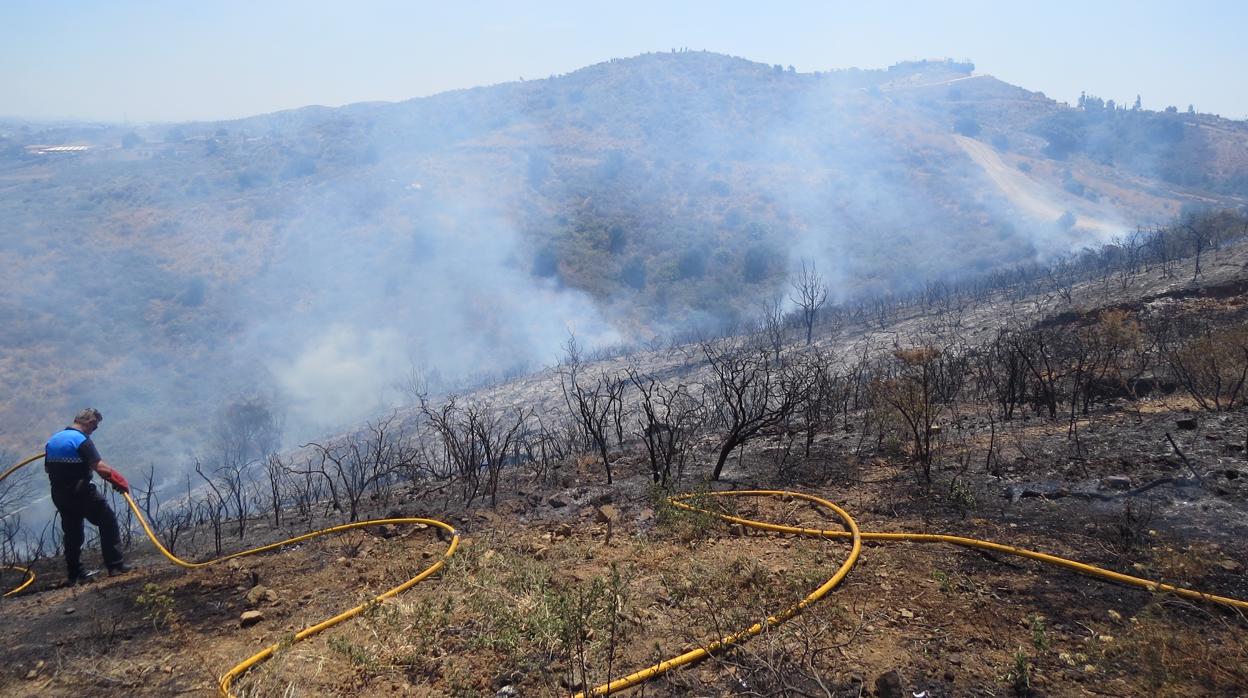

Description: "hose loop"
0 454 458 697
5 458 1246 696
578 488 1248 697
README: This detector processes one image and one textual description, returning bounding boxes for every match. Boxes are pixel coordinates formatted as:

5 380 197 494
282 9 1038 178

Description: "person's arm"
81 439 129 493
94 459 130 493
93 457 114 477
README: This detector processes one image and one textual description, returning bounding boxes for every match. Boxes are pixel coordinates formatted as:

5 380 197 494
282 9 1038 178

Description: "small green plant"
653 485 723 542
1030 615 1049 652
950 477 976 518
135 583 177 629
933 570 951 593
328 635 373 668
1005 647 1031 695
556 575 609 692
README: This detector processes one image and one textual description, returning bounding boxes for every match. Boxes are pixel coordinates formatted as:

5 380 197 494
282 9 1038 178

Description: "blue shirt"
44 427 101 485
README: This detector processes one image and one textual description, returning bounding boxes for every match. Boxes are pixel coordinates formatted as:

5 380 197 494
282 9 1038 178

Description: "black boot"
68 569 99 586
107 562 133 576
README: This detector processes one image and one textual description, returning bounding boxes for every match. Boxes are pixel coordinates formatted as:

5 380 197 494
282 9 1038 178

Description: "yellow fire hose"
1 454 46 598
5 452 1248 697
576 489 1248 697
0 454 460 697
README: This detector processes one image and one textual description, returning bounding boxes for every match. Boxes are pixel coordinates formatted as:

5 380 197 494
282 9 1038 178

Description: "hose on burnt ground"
576 489 1248 697
0 453 459 697
6 457 1247 696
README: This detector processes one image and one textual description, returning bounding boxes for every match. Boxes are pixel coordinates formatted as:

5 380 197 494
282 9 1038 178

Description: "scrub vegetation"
3 52 1248 485
2 213 1247 696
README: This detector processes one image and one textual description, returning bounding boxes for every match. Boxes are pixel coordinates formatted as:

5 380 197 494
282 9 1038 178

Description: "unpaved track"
955 135 1124 238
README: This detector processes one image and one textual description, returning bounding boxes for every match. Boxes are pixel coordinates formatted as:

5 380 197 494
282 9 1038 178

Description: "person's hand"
97 464 130 494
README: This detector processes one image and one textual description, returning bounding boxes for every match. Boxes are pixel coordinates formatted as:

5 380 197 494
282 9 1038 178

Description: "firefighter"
44 408 132 585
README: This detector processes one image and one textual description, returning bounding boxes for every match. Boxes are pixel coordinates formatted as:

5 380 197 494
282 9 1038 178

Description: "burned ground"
3 233 1248 697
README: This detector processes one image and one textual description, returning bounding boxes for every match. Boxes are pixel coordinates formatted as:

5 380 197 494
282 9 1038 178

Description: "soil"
2 244 1248 697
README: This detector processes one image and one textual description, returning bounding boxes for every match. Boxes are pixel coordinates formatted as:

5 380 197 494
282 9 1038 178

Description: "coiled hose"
0 454 44 597
0 454 459 697
576 489 1248 697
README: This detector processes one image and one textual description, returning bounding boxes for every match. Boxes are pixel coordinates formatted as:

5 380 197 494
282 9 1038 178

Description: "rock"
1176 418 1198 430
947 653 963 666
874 669 904 698
245 585 270 606
899 608 915 619
1217 559 1243 573
548 496 568 509
1101 475 1132 490
595 505 619 524
245 585 278 606
495 686 519 698
25 670 37 680
240 610 264 627
555 523 573 539
64 607 75 615
729 523 746 537
378 524 399 538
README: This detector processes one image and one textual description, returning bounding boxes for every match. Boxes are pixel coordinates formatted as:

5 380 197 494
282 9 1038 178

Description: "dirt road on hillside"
955 135 1125 241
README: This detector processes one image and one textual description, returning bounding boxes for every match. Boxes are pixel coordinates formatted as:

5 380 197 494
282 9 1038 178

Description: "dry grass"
1104 600 1248 695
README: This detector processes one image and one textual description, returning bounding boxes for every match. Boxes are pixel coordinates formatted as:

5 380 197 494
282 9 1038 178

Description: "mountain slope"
0 51 1245 466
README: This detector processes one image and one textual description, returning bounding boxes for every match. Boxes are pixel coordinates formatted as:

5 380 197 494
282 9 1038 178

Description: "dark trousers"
50 482 124 574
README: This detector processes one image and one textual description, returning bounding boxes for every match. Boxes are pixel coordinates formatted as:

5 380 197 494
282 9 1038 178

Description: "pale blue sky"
3 0 1246 123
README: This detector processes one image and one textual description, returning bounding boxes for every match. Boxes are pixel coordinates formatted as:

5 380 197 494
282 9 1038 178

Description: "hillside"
2 222 1247 696
2 51 1247 486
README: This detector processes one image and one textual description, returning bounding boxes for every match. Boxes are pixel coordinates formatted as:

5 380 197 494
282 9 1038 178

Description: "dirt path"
954 135 1126 239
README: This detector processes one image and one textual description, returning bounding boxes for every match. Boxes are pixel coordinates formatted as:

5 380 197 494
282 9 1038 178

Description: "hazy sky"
3 0 1246 123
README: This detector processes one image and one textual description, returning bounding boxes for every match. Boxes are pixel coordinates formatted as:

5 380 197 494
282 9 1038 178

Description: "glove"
96 464 130 494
